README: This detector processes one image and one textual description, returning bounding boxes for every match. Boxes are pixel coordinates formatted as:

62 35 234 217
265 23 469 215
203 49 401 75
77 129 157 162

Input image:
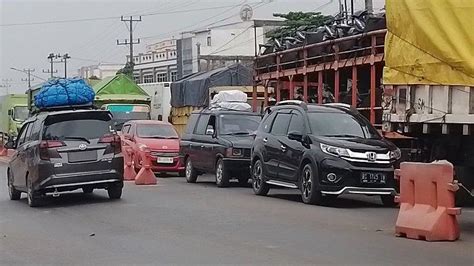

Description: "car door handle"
201 145 204 148
280 145 287 152
263 138 268 143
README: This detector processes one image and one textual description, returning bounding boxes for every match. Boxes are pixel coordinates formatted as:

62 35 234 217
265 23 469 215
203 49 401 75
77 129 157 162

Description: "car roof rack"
324 103 358 112
275 100 308 110
32 103 97 115
324 103 352 109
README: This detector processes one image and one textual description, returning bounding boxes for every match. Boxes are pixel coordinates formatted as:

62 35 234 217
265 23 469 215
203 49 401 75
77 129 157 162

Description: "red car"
121 120 184 176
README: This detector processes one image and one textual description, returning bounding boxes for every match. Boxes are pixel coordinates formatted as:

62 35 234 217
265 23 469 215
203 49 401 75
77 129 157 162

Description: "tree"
116 62 134 78
266 11 332 40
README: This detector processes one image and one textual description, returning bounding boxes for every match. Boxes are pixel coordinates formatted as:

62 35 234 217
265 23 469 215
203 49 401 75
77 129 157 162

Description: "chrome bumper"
321 187 397 196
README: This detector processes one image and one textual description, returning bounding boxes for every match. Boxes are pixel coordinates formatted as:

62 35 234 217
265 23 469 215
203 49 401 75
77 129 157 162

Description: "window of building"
207 36 212 46
156 73 168 82
143 74 154 83
171 71 178 81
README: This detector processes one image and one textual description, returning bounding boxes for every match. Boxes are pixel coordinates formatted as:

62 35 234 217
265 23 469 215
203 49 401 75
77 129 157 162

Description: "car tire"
300 163 323 205
82 187 94 194
7 169 21 200
185 158 198 183
252 159 270 196
215 158 230 188
27 177 41 207
107 182 123 200
380 195 397 207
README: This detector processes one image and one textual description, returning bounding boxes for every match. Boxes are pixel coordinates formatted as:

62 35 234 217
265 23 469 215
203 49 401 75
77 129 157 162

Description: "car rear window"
43 112 112 140
137 124 178 139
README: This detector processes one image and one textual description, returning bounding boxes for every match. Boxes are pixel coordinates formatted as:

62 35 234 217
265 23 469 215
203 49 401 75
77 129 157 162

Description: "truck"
0 94 28 138
138 82 172 122
92 74 152 130
253 1 473 203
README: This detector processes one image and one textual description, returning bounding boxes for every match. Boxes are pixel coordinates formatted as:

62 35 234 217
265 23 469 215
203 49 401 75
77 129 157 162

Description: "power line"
141 1 249 40
10 67 47 82
21 68 35 89
0 4 245 27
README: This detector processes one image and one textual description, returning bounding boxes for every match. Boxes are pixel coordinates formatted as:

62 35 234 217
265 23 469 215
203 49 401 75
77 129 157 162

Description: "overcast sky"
0 0 385 94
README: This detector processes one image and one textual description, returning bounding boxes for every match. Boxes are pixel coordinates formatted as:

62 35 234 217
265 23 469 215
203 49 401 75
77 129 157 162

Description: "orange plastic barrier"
394 161 461 241
123 147 137 181
0 147 7 157
134 147 157 185
0 133 7 157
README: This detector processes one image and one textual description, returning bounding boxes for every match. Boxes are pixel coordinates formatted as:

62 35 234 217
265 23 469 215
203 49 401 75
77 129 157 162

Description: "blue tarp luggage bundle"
34 78 95 109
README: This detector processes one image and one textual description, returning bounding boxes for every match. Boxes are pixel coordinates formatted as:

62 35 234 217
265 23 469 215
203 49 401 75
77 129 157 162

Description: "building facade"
127 39 178 84
176 20 284 79
78 63 124 79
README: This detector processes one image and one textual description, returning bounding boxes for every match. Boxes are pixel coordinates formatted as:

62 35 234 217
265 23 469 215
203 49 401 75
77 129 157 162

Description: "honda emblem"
367 152 377 162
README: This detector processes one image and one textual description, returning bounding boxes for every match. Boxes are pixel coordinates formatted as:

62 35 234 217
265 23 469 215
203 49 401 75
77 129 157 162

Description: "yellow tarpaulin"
383 0 474 86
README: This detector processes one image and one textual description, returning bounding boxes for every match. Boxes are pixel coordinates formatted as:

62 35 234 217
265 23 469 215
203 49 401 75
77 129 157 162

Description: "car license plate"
157 157 174 164
361 172 386 184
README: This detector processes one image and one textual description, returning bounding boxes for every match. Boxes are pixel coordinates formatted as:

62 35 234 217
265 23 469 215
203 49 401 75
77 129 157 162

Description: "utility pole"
22 68 35 89
0 79 12 94
117 16 142 66
43 53 60 78
365 0 373 13
62 53 71 78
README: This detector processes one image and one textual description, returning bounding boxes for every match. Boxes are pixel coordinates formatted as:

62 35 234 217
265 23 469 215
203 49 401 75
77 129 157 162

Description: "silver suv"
6 109 124 207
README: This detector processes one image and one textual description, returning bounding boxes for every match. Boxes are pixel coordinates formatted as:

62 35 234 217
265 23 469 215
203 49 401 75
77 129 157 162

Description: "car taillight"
99 134 122 154
39 140 65 160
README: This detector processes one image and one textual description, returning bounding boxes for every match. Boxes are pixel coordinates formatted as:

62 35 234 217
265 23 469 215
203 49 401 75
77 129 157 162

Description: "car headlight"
226 148 243 157
320 143 350 157
389 148 402 160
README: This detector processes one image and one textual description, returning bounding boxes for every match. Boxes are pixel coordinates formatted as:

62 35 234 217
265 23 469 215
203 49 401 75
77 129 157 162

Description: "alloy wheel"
302 165 312 198
186 160 192 178
253 161 263 190
216 161 223 183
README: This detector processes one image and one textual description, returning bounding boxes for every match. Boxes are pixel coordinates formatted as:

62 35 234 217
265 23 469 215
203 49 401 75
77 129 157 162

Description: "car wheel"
252 159 270 196
215 158 230 188
82 187 94 194
107 182 123 200
380 195 397 207
27 177 41 207
185 158 198 183
7 169 21 200
300 163 323 205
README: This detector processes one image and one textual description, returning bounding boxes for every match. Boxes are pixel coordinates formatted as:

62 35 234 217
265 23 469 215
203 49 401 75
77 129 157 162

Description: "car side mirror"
288 131 303 142
7 109 13 116
4 139 15 150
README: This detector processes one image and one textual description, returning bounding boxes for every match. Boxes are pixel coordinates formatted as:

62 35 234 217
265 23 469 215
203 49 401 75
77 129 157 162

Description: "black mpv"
251 101 400 206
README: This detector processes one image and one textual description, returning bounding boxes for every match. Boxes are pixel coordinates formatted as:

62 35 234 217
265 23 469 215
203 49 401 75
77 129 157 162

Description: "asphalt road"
0 164 473 265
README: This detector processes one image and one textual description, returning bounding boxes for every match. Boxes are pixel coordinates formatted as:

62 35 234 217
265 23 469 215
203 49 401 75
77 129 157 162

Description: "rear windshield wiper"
63 136 91 143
